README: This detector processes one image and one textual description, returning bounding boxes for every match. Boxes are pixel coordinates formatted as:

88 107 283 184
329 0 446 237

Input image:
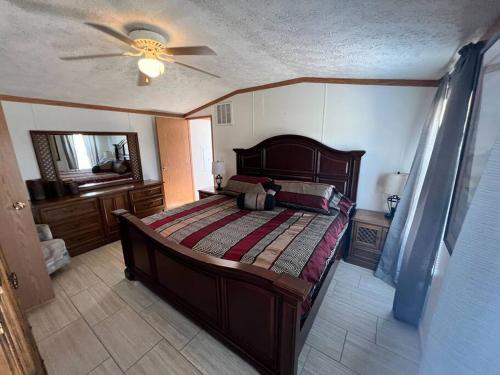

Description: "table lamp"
381 172 408 218
212 160 225 191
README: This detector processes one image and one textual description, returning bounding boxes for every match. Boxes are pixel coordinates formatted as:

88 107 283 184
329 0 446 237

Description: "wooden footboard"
114 209 317 374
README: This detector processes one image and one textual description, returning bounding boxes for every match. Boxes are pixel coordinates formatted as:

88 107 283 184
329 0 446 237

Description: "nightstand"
198 186 220 199
345 209 392 270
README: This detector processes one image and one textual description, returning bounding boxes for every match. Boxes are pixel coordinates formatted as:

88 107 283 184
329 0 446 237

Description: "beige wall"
189 82 436 211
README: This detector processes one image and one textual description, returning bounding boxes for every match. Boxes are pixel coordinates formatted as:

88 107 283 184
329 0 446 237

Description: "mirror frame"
30 130 143 189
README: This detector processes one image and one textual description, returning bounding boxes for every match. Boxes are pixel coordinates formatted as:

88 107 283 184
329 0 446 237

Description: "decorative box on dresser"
31 180 164 256
346 209 392 270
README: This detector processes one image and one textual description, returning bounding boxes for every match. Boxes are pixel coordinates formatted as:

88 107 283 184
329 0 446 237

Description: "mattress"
143 195 350 313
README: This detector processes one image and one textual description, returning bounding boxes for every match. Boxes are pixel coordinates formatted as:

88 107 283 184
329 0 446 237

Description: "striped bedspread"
143 195 349 301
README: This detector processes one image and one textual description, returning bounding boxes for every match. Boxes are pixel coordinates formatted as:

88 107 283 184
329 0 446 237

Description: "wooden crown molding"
0 95 184 118
183 76 440 117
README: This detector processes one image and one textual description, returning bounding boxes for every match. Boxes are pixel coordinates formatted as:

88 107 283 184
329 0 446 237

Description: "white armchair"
36 224 71 274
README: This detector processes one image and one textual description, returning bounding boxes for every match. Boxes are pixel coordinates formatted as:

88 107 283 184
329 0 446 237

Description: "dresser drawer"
39 199 100 223
130 185 163 202
133 196 164 213
64 227 105 254
50 213 102 237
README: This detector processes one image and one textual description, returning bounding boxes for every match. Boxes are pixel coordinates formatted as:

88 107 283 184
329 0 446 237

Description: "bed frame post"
113 209 135 280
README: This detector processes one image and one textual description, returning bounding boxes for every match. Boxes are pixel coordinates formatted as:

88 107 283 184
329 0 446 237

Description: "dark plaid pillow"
237 192 276 211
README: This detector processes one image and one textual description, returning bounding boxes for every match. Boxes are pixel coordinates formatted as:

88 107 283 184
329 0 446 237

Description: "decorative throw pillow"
98 160 113 172
237 192 276 211
329 188 355 215
275 180 334 214
262 181 282 196
222 175 271 196
112 161 128 174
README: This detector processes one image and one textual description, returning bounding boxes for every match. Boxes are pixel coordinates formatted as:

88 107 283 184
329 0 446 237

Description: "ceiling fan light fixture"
138 57 164 78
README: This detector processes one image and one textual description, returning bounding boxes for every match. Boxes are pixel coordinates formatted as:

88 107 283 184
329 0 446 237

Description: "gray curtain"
60 135 78 170
418 115 500 375
392 42 484 325
375 81 449 285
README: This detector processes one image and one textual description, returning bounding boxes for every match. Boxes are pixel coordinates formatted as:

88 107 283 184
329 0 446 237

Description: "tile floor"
28 241 421 375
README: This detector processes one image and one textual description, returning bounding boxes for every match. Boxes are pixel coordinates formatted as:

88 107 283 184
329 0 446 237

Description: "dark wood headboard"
234 135 365 201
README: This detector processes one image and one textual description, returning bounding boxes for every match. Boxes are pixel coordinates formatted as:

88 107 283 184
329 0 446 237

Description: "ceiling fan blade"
60 53 127 61
174 61 220 78
85 22 138 48
137 72 151 86
164 46 216 55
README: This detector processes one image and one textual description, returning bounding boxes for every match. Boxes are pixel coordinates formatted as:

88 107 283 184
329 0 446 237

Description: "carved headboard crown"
233 135 365 201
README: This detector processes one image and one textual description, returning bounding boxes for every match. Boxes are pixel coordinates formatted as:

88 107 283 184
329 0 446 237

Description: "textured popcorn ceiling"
1 0 499 113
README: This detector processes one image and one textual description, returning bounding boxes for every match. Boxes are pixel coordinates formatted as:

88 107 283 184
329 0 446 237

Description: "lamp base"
215 175 223 191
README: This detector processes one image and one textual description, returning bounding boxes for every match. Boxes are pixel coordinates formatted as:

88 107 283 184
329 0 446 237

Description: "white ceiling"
1 0 499 114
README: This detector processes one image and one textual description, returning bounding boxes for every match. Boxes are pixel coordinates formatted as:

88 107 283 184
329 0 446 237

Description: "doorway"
188 117 214 199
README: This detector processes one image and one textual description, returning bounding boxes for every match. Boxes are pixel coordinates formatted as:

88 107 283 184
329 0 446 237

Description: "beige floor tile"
306 316 347 361
181 331 258 375
52 261 101 297
341 333 419 375
37 318 109 375
302 348 355 375
332 266 362 288
358 274 395 297
89 358 124 375
376 318 421 363
126 340 201 375
71 281 126 326
78 248 125 287
318 299 378 342
93 307 162 371
330 285 394 318
298 344 312 374
140 299 200 350
27 282 80 342
113 279 158 312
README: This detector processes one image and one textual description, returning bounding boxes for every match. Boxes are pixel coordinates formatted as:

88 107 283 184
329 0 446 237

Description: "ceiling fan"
60 23 220 86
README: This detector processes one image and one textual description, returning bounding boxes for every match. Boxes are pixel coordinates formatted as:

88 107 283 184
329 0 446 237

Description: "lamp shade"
212 160 225 176
138 58 165 78
382 172 408 195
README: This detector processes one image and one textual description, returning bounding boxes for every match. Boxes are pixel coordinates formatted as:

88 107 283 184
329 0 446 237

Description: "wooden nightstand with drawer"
346 209 392 270
198 186 220 199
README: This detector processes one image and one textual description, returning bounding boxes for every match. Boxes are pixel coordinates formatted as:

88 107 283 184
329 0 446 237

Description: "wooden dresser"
31 180 164 256
345 209 392 270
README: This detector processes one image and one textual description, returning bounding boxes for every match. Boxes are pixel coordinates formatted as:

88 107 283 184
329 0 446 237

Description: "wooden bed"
114 135 364 374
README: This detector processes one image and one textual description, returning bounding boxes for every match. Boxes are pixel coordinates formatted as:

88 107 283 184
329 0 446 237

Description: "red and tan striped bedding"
143 194 350 313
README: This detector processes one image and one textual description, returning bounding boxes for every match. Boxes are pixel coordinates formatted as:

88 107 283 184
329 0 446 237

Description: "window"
445 39 500 253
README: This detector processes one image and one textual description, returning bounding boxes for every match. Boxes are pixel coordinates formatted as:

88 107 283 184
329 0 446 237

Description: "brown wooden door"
0 104 53 310
0 245 46 374
155 117 195 209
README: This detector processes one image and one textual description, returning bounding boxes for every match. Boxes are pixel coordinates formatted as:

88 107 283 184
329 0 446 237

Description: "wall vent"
215 102 232 126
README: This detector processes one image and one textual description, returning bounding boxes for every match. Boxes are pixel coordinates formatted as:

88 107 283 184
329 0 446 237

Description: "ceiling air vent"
215 102 233 126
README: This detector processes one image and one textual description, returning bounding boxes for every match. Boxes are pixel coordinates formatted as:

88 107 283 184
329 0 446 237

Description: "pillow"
237 192 276 211
222 175 271 196
275 180 334 214
329 188 355 215
112 161 129 174
262 181 282 196
98 160 113 172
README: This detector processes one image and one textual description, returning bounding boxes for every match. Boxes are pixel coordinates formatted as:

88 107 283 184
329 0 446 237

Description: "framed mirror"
30 131 143 190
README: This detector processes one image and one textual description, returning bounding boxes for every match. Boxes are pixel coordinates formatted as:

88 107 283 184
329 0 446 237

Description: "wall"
1 101 161 182
189 83 436 211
